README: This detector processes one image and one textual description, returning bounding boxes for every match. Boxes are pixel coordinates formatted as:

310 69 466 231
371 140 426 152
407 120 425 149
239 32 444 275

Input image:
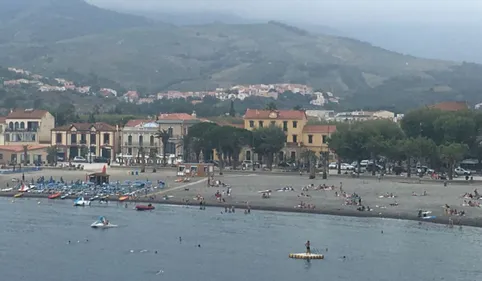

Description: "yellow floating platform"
13 193 23 198
289 253 324 260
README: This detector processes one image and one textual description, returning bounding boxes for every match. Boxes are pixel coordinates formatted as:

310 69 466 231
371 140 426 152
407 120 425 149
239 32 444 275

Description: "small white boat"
91 216 117 228
90 222 118 228
73 197 91 206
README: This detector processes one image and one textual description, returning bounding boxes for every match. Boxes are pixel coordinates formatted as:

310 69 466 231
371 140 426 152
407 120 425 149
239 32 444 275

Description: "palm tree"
23 145 28 166
301 149 317 179
155 129 171 166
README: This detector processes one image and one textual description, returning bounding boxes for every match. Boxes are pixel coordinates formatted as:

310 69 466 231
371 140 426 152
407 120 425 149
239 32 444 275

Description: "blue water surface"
0 198 481 281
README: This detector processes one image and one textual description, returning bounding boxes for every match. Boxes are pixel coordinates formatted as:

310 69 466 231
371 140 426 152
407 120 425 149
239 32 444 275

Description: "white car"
328 162 337 169
341 163 354 170
73 156 87 163
454 167 471 176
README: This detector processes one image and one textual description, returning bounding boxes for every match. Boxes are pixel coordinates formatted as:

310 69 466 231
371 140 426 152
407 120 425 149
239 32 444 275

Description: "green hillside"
0 0 481 110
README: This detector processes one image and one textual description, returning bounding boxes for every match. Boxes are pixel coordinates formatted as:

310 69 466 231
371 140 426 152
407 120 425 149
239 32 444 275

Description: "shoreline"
4 192 481 229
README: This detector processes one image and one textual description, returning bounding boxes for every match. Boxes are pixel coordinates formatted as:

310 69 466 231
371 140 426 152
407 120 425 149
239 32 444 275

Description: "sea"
1 198 481 281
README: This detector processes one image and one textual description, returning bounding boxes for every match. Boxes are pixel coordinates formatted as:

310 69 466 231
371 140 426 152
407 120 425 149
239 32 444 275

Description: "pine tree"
229 100 236 117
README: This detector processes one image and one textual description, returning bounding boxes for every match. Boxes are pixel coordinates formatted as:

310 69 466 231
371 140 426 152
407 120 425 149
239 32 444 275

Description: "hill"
0 0 481 111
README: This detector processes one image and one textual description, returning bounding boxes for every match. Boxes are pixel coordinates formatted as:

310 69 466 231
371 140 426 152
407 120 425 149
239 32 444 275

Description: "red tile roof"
53 122 116 132
158 113 196 120
124 119 154 127
428 101 469 111
0 117 6 123
303 125 337 134
244 109 306 120
0 145 49 152
7 109 49 119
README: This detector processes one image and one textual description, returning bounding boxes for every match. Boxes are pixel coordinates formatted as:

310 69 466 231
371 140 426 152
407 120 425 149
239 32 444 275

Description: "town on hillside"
0 101 469 169
2 67 340 106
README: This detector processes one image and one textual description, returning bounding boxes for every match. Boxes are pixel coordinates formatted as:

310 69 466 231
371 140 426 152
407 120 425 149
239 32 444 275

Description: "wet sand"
2 169 482 227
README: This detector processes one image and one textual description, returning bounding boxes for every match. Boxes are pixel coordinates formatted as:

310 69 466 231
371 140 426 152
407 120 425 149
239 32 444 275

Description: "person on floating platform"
305 240 311 254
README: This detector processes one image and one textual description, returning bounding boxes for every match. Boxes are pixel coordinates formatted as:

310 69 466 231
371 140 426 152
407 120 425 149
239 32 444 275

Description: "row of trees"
184 122 286 173
328 108 482 179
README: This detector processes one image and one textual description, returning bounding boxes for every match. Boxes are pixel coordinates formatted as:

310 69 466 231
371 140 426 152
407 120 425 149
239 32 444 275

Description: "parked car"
340 163 355 170
73 156 87 163
328 162 337 169
93 157 109 163
454 167 471 176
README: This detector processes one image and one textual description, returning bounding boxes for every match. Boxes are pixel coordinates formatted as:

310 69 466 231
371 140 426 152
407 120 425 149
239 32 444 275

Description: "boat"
119 195 129 201
135 204 155 211
13 193 23 198
73 197 91 206
91 216 117 229
422 215 437 220
289 253 324 260
18 184 29 192
60 194 69 199
48 192 62 199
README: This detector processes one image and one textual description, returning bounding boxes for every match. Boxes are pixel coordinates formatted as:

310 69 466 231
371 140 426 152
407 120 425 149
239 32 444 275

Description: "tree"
22 145 28 166
155 129 171 166
300 149 317 178
328 127 371 174
265 101 277 110
229 100 236 117
46 146 58 165
439 143 468 180
293 105 303 110
88 112 96 123
252 125 286 170
186 122 219 162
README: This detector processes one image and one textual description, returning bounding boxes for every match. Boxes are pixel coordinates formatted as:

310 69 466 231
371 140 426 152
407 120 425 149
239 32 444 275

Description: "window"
292 134 297 143
308 135 313 144
290 151 296 160
0 153 3 160
56 133 62 144
258 121 264 128
14 122 19 129
20 122 25 129
249 120 254 128
128 148 132 155
127 135 132 145
150 135 155 146
292 121 298 128
80 134 86 144
103 133 110 145
90 134 96 144
270 121 276 126
9 122 13 129
322 135 327 144
139 135 143 146
283 121 288 131
90 146 96 153
168 127 173 137
70 134 77 144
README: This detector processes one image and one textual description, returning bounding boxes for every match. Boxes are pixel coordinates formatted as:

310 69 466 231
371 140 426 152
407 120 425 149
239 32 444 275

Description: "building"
120 112 201 162
4 109 55 145
0 145 49 165
428 101 469 111
242 109 336 162
51 122 117 161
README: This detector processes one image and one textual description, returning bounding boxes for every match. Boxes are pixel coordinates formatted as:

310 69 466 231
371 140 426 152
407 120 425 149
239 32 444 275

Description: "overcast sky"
89 0 482 24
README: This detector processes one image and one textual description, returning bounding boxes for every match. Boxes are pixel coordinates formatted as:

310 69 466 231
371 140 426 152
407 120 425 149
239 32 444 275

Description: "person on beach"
305 240 311 254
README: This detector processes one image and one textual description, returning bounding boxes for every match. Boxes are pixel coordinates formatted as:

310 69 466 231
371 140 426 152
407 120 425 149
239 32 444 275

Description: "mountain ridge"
0 0 481 111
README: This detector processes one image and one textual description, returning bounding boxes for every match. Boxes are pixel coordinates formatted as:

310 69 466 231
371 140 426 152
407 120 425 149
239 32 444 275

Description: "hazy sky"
89 0 482 24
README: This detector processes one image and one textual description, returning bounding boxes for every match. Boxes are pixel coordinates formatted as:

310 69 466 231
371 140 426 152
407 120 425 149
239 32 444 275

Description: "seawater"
1 198 482 281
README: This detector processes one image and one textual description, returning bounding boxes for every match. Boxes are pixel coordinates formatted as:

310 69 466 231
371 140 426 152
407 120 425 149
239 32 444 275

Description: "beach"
2 167 482 227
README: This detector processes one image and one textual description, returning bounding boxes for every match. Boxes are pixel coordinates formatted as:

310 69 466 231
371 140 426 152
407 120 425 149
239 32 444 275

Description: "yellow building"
243 109 336 162
51 122 118 161
4 109 55 145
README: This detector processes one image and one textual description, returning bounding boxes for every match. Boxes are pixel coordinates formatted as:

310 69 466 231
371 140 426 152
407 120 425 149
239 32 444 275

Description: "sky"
89 0 482 24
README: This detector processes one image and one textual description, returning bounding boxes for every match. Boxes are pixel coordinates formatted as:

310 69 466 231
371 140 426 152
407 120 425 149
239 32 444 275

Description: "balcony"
5 132 38 142
5 127 39 132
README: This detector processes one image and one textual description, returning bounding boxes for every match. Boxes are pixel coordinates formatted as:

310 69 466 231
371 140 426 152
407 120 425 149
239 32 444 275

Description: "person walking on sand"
305 240 311 254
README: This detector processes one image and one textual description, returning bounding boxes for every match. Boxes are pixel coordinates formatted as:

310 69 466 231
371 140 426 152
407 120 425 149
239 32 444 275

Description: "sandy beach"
2 167 482 227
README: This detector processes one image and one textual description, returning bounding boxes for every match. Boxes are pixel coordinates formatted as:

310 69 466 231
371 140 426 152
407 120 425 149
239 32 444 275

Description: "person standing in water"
305 240 311 254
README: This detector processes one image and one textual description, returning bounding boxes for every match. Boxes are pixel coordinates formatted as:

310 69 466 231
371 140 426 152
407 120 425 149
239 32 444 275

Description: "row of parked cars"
328 160 383 172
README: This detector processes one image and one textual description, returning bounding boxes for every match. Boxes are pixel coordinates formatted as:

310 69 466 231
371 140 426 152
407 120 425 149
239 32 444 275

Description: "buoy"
289 253 324 260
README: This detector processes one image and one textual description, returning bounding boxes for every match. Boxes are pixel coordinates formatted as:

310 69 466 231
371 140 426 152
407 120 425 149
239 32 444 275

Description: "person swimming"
305 240 311 254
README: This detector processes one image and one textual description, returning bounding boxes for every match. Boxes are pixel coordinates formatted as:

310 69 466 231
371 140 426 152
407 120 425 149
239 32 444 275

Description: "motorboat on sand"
135 203 155 211
48 192 62 199
74 197 91 206
91 216 117 228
